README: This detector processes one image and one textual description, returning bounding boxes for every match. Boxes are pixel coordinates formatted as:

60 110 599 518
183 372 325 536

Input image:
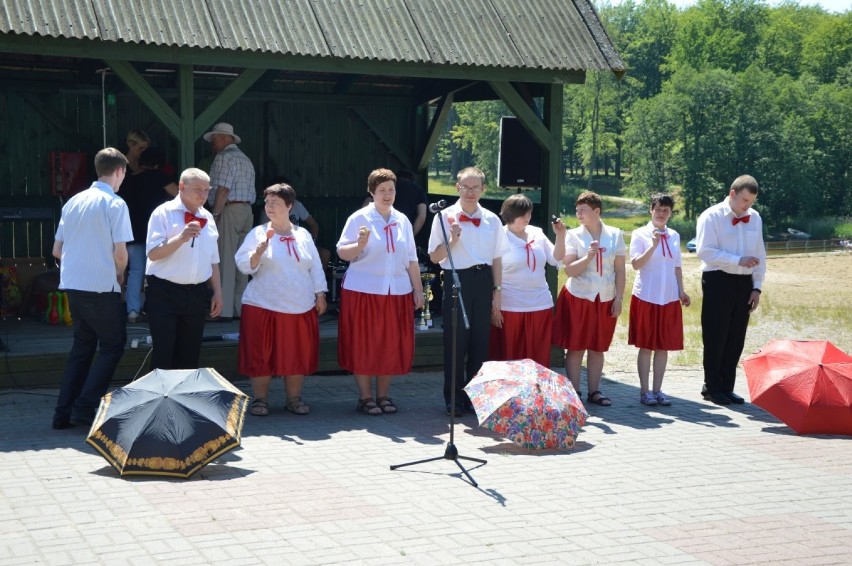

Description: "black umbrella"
86 368 249 478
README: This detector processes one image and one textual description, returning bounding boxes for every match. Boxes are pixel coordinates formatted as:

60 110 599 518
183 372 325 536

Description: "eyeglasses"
458 184 483 193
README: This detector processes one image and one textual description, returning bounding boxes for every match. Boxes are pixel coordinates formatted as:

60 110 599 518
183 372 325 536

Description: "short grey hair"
180 168 210 185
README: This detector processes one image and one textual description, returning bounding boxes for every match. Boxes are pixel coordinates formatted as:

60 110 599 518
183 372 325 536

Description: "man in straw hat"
204 122 256 321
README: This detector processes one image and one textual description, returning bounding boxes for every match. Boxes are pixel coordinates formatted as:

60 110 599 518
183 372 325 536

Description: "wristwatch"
493 285 502 291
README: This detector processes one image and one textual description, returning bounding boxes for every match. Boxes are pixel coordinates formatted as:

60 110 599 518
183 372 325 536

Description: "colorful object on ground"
464 359 588 449
61 291 72 325
743 340 852 435
86 368 249 477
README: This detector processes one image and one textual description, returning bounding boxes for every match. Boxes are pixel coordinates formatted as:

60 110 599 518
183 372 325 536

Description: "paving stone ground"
1 368 850 565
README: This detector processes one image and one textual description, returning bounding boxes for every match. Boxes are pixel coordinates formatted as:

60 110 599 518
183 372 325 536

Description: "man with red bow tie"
696 175 766 405
428 167 509 416
145 168 222 370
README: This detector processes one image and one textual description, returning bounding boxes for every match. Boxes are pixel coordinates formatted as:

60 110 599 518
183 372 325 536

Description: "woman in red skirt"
552 191 627 406
489 194 565 366
236 183 328 416
628 193 691 406
336 169 424 415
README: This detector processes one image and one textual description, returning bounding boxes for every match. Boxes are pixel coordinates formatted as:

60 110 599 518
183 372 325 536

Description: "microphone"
428 200 448 213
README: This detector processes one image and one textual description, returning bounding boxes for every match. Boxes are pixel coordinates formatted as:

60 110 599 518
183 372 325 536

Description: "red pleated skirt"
238 303 319 377
628 295 684 351
552 288 618 352
489 309 553 367
338 288 414 376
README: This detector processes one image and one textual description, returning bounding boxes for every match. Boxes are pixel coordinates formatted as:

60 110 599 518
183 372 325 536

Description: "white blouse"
563 222 627 302
337 204 417 296
236 223 327 314
630 222 683 305
501 225 558 312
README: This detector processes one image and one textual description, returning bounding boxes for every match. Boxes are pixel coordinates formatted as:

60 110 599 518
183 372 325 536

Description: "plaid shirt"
207 144 256 205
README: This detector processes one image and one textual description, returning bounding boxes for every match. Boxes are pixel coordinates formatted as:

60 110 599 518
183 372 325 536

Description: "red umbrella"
742 340 852 435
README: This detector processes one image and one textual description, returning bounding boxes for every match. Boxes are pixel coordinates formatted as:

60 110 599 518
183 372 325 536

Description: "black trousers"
146 276 210 370
701 270 753 394
55 290 126 422
441 265 493 406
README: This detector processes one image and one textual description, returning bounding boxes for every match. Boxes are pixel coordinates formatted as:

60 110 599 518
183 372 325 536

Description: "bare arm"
412 203 427 236
209 264 223 317
491 257 503 327
610 254 626 317
337 228 369 261
114 242 128 284
428 216 460 264
304 215 320 240
675 266 691 307
407 261 425 309
52 240 62 260
148 222 201 261
631 231 660 270
552 220 566 262
212 185 230 216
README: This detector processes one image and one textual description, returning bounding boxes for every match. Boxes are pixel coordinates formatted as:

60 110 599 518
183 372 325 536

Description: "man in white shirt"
696 175 766 405
428 167 509 416
146 168 222 370
52 148 133 429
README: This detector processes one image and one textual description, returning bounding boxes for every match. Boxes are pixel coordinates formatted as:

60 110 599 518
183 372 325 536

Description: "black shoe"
52 416 73 430
445 404 464 417
705 391 731 405
726 392 746 404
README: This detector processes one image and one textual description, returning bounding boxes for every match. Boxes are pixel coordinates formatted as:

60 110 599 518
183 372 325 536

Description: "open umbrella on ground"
464 359 588 449
86 368 250 477
743 340 852 435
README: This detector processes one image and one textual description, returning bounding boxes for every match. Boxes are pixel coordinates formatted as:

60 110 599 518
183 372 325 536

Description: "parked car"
686 238 697 252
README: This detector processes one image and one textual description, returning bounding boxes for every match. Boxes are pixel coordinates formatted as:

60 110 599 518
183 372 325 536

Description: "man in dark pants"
696 175 766 405
52 148 133 429
428 167 509 416
146 168 222 369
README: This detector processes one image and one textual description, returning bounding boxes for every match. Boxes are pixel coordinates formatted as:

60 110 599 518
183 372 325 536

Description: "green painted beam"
179 64 194 170
488 81 551 151
105 59 181 138
542 84 564 298
417 93 454 173
193 68 266 141
350 106 413 168
1 37 585 85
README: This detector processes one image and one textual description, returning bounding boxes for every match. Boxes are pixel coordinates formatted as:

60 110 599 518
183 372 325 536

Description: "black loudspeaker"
498 116 542 188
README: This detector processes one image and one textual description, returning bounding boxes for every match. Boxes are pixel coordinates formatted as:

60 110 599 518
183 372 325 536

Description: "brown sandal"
250 398 269 416
356 398 382 416
285 397 310 415
376 396 397 414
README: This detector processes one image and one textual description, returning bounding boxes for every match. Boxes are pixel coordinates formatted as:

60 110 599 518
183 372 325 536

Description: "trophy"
419 273 434 330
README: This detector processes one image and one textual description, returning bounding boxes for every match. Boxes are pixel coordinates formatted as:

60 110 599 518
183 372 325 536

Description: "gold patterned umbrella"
86 368 249 478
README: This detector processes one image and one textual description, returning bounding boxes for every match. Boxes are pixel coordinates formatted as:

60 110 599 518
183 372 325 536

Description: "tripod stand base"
390 443 486 487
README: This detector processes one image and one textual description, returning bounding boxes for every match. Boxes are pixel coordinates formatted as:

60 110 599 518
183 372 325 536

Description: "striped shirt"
207 144 256 205
55 181 133 293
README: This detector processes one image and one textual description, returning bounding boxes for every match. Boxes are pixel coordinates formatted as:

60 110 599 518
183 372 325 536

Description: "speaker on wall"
498 116 542 188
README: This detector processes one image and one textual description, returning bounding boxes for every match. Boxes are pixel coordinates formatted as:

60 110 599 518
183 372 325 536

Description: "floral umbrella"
464 359 588 449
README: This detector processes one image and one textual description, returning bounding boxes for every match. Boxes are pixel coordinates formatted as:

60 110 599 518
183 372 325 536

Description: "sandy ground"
599 250 852 384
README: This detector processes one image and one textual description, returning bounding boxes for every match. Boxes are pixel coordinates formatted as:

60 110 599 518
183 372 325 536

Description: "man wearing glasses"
145 168 222 370
428 167 509 416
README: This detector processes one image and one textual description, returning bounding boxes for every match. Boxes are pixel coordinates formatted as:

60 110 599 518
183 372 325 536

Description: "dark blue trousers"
54 290 126 423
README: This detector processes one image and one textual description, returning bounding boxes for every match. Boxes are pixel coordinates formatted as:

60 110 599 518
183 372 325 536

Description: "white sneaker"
127 311 139 323
640 392 658 405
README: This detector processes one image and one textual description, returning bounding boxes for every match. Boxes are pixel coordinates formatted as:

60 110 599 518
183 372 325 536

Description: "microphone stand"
391 208 486 487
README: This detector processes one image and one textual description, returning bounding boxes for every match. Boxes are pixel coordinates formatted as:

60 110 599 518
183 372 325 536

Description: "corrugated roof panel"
93 0 220 49
572 0 626 72
405 0 525 69
0 0 99 39
310 0 432 63
208 0 330 57
491 0 614 71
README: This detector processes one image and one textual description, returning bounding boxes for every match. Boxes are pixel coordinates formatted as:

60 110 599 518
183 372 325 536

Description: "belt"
148 275 207 288
456 264 490 271
226 200 251 205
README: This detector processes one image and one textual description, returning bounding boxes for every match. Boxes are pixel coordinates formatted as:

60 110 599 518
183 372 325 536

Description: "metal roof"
0 0 624 75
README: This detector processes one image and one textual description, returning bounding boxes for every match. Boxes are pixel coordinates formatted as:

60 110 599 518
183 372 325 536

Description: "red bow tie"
184 211 208 228
732 215 750 225
458 214 481 227
280 236 300 262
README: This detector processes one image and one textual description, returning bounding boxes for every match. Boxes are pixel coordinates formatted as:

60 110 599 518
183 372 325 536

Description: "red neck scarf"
279 236 300 262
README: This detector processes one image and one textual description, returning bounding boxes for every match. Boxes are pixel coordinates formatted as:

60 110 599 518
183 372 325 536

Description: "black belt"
456 264 490 271
226 200 251 205
148 275 207 288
